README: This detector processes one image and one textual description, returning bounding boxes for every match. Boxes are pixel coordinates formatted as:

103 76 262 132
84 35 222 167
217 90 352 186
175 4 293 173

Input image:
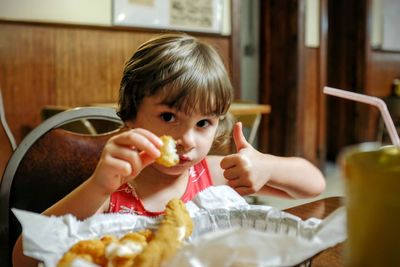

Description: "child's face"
126 94 220 175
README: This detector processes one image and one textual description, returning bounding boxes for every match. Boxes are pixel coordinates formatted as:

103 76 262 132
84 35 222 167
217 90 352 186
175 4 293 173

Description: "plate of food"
14 186 346 267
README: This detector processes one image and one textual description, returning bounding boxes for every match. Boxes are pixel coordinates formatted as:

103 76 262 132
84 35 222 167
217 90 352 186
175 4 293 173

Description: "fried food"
105 230 153 267
57 235 116 267
57 199 192 267
155 135 179 167
134 199 193 267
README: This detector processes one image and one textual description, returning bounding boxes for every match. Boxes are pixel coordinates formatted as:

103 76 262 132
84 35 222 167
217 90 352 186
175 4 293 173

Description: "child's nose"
176 130 196 152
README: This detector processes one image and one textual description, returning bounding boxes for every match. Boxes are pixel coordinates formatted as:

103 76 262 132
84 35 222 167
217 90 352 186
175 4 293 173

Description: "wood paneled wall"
362 48 400 141
326 0 364 160
259 0 299 157
0 21 231 175
326 0 400 160
260 0 400 162
259 0 328 167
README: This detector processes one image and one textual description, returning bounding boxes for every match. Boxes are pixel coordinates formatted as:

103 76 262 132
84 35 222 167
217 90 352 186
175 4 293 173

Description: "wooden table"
229 103 270 144
284 197 345 267
229 102 271 116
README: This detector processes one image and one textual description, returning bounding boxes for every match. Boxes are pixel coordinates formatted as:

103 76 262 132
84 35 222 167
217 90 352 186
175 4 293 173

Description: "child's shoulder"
205 155 222 168
205 155 225 185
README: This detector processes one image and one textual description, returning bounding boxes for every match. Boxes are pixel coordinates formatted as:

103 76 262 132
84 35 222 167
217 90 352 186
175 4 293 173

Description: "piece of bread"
155 135 179 167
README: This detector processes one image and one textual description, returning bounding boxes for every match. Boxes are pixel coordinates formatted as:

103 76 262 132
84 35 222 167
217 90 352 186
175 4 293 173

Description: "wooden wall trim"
0 19 229 38
318 0 329 166
294 0 328 166
296 0 322 165
230 0 242 98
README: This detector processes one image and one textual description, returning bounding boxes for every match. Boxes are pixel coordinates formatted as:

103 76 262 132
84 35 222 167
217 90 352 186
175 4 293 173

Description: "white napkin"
13 185 346 267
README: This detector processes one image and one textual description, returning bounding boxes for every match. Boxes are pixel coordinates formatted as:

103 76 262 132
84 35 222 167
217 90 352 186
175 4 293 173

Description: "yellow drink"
341 143 400 266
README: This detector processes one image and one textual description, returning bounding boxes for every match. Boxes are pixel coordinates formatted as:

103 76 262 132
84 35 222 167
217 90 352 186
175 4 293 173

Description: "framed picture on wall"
112 0 230 35
371 0 400 51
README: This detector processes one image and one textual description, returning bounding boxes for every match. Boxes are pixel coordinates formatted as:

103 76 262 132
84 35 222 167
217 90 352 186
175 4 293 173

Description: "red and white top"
107 159 213 216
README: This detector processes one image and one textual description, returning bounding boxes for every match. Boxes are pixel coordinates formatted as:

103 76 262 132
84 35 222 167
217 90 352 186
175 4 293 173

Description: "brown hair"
117 33 234 151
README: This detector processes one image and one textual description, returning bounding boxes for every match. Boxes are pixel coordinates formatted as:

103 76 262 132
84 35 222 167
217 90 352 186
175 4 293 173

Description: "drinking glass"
339 142 400 266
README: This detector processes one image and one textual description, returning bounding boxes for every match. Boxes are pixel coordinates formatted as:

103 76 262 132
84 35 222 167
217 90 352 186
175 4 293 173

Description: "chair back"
0 107 122 266
0 88 17 181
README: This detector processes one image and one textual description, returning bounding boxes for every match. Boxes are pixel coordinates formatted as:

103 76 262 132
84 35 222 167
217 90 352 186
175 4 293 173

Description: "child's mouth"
179 155 191 164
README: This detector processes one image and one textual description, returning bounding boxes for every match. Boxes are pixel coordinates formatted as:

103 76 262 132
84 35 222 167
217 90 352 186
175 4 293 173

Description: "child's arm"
12 128 163 267
41 128 162 218
208 123 326 198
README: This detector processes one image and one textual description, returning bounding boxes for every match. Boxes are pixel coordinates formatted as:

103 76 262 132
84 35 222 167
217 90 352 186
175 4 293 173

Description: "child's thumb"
233 122 250 152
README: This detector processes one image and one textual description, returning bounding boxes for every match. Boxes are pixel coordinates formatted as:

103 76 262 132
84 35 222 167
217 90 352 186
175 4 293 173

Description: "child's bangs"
159 73 231 116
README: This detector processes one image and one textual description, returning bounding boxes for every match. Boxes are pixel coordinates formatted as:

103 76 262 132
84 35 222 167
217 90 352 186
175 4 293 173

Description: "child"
13 33 325 266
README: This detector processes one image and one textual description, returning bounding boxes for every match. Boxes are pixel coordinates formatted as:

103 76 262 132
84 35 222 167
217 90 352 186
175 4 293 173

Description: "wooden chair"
41 105 121 135
0 89 16 151
0 107 123 266
0 89 17 182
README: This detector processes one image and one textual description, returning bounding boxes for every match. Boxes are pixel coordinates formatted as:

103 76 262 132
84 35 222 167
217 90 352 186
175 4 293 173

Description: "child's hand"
90 129 163 194
220 122 270 195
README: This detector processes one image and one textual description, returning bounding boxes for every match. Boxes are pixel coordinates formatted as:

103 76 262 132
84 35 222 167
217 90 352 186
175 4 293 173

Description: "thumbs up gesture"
220 122 271 195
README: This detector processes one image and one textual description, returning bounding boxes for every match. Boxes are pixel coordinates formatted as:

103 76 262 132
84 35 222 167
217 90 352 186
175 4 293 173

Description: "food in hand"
155 135 179 167
57 199 192 267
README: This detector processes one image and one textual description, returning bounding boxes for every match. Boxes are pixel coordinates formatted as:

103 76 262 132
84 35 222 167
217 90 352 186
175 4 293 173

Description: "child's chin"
153 163 188 176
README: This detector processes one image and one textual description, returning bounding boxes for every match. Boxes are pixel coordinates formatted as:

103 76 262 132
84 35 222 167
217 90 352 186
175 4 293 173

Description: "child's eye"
197 119 211 128
160 112 176 122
